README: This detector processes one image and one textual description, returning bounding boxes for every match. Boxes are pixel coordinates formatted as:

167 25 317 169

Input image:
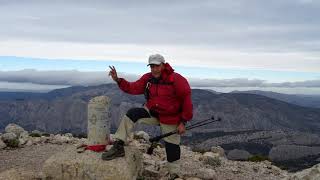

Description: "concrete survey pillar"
87 96 111 145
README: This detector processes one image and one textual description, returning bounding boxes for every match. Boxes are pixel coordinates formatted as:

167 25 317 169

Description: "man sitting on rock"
102 54 193 171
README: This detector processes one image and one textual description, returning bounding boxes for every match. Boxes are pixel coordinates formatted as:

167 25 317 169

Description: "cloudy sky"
0 0 320 94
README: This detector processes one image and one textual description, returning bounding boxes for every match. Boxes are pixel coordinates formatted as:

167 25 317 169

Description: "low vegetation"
248 155 270 162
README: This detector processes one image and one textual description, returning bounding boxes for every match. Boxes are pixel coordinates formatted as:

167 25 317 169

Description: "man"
102 54 193 171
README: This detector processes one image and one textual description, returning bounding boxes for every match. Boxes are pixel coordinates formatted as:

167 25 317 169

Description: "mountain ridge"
1 84 319 134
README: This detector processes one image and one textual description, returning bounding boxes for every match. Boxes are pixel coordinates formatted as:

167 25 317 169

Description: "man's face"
150 63 164 78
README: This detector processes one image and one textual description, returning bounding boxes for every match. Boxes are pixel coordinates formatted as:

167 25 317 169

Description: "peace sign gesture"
108 65 119 82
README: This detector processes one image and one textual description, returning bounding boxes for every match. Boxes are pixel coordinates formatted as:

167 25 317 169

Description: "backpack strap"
144 74 175 100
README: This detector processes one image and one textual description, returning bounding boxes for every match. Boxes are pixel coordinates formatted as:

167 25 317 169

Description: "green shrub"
204 157 222 167
6 138 19 148
29 132 41 137
136 176 145 180
248 155 269 162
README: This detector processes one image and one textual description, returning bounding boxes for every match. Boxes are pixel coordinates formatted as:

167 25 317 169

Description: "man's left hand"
177 122 186 134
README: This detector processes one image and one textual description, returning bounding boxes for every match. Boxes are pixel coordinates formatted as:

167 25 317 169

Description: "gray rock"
64 133 73 138
32 137 41 144
18 138 27 146
18 131 29 146
43 145 143 180
25 140 33 146
5 124 25 137
134 131 150 141
40 136 51 143
201 152 221 167
167 157 217 180
51 134 71 144
211 146 225 157
227 149 252 161
141 166 160 178
0 139 6 149
285 163 320 180
198 168 217 180
19 131 29 139
1 132 17 142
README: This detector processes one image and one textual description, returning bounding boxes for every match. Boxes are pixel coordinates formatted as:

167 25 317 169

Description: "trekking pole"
147 116 222 154
186 117 222 130
148 116 216 143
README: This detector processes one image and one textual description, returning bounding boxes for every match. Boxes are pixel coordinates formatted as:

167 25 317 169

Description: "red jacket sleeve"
117 73 150 95
174 73 193 122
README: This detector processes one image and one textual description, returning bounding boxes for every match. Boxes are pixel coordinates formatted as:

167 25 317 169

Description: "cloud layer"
1 0 319 51
1 69 319 88
0 0 319 72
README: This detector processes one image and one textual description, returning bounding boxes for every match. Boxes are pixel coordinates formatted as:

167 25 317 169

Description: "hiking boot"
101 140 125 160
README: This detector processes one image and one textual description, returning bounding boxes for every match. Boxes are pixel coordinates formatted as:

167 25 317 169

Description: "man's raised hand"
108 66 119 82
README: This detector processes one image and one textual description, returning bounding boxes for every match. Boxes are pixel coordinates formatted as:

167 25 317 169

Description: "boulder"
134 131 150 141
25 140 33 147
201 152 221 167
5 124 26 137
197 168 217 180
32 137 42 145
43 145 143 180
51 134 72 144
64 133 73 138
0 138 6 149
1 132 17 142
286 163 320 180
18 131 29 146
211 146 225 157
227 149 252 161
165 152 218 180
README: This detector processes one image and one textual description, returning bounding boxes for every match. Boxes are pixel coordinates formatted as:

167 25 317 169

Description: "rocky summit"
1 123 320 180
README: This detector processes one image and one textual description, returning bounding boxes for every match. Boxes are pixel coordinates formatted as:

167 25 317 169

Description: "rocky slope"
188 129 320 171
2 123 320 180
1 84 320 173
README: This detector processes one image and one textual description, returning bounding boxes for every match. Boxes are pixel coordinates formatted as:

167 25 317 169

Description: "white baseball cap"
148 54 165 66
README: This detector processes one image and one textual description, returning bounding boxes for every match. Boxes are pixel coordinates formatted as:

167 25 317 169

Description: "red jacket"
117 63 193 125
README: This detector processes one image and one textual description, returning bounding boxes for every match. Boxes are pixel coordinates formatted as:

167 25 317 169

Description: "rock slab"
43 145 142 180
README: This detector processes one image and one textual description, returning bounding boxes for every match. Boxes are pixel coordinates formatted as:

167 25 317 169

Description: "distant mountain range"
1 84 320 171
0 84 319 135
231 90 320 109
